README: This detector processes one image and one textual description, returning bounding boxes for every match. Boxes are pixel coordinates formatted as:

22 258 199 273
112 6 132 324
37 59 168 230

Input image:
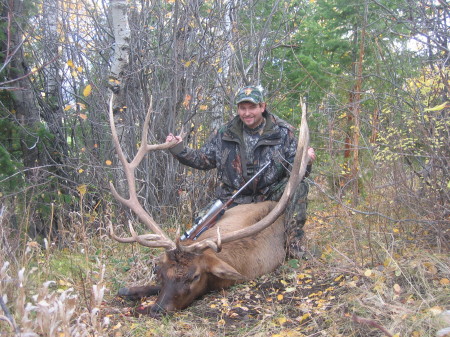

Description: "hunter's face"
237 102 266 129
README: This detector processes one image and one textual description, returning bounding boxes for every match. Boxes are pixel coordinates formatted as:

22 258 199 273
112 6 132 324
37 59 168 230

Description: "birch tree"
109 0 130 112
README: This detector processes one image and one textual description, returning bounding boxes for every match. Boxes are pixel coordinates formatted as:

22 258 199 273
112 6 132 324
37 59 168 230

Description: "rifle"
180 161 271 241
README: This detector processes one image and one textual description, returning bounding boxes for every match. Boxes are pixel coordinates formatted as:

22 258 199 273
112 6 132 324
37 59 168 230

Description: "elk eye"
191 273 201 283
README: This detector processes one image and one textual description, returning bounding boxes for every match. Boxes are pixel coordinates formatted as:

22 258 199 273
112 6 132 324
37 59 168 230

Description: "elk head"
107 94 310 314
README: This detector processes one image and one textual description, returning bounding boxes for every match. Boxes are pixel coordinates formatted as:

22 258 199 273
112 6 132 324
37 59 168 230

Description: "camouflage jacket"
170 111 309 204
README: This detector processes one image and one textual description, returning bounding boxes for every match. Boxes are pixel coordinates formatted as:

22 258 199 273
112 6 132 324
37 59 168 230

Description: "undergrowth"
0 191 449 337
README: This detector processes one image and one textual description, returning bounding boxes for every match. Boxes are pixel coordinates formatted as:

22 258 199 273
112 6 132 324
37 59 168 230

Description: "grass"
0 191 449 336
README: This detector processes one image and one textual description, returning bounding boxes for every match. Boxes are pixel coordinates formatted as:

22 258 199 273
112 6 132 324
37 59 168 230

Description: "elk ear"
207 256 245 280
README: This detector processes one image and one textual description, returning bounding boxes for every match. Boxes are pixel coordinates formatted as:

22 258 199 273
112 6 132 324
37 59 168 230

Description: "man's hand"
307 147 316 164
165 133 183 144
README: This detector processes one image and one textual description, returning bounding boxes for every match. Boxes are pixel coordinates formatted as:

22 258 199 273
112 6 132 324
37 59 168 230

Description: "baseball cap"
235 85 265 104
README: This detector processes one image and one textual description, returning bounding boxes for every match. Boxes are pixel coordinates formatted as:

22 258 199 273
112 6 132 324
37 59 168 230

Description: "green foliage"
0 118 24 193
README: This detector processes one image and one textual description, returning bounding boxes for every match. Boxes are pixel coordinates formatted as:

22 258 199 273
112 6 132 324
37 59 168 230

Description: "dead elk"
107 95 310 315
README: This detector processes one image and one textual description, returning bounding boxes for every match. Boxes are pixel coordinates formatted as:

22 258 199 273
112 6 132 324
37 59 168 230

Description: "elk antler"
180 99 310 253
108 94 183 250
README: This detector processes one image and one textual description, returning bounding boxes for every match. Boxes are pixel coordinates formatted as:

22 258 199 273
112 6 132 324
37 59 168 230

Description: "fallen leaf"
296 313 310 323
277 316 287 325
334 275 344 282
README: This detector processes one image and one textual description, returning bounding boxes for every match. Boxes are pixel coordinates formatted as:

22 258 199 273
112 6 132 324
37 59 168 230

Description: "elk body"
107 95 310 315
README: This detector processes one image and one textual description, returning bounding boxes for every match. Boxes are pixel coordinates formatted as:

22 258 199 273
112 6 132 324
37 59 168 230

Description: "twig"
0 295 18 333
351 313 393 337
0 55 60 89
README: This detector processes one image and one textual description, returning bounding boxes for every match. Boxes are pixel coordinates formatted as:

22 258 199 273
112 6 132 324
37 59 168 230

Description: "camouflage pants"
284 180 309 256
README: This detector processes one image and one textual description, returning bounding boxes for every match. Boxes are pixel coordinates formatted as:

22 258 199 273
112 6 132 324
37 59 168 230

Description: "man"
166 85 315 258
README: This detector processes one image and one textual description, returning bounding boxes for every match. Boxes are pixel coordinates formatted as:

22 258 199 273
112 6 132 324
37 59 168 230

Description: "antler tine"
180 227 222 254
182 99 310 253
108 221 174 249
108 94 180 250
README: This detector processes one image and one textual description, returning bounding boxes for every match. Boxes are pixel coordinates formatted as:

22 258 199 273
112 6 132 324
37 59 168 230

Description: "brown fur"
192 200 285 279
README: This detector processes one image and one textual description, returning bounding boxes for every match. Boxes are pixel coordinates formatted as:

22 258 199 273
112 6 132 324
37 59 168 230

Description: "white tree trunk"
109 0 130 94
210 0 234 131
43 0 59 96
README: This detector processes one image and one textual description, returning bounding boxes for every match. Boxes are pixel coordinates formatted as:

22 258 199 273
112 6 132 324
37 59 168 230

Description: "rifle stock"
189 198 235 240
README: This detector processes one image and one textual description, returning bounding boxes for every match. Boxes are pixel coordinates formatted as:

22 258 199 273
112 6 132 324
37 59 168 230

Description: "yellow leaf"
199 105 208 111
27 241 39 248
78 169 84 173
440 278 450 285
77 184 87 196
297 313 310 323
277 294 284 301
364 269 372 277
184 60 192 67
429 306 443 315
105 160 112 166
424 262 438 274
277 316 287 325
334 275 344 282
183 94 192 108
67 60 74 68
424 101 449 112
83 84 92 97
64 105 72 111
112 322 122 330
77 66 83 72
79 113 87 120
58 279 73 287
